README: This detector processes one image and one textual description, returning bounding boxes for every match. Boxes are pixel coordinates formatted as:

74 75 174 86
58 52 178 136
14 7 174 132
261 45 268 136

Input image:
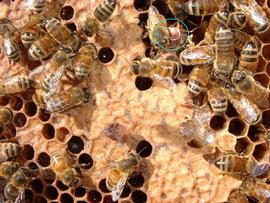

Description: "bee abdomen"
229 12 247 30
239 40 258 73
4 184 19 201
210 100 228 114
32 0 46 13
4 143 20 159
94 0 116 23
106 169 122 191
18 77 32 90
75 66 90 80
188 80 204 95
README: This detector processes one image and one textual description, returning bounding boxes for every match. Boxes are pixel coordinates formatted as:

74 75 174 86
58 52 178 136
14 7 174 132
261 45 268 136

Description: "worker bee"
230 0 269 33
234 29 251 50
42 17 80 52
27 0 47 13
0 141 21 163
83 0 117 37
204 11 229 44
179 45 215 66
42 87 90 113
0 161 20 178
50 152 81 187
231 70 270 109
181 0 228 16
228 12 247 30
241 177 270 202
167 0 188 19
227 189 249 203
0 76 36 95
0 107 13 128
214 153 249 176
28 33 58 61
188 65 210 96
207 86 228 115
106 152 141 201
238 38 259 73
131 57 182 80
225 82 262 125
213 25 234 80
20 13 44 48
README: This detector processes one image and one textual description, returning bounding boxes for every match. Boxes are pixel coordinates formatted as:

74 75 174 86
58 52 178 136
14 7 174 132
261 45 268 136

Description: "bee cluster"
0 0 270 202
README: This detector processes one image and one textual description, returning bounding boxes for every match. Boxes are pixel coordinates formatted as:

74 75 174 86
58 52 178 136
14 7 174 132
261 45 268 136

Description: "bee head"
154 26 170 47
131 59 140 75
232 71 246 84
128 153 139 166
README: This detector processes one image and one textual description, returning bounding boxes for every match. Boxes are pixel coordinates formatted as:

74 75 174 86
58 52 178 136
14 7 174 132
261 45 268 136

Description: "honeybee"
131 57 182 80
231 70 270 109
225 82 262 125
204 11 229 44
179 45 215 66
214 153 249 176
213 25 234 80
20 13 44 48
0 141 21 163
0 161 20 178
238 38 259 73
0 76 36 95
43 17 80 52
0 107 13 128
106 152 141 201
230 0 269 33
241 177 270 202
83 0 117 37
207 86 228 115
181 0 228 16
50 152 81 187
41 87 90 113
188 65 210 96
228 12 247 30
0 19 17 36
250 163 270 180
27 0 47 13
227 189 249 203
234 30 251 50
167 0 188 19
28 33 58 61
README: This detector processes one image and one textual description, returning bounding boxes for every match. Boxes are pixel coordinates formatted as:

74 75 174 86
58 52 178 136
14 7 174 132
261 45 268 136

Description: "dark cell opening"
247 196 259 203
152 0 174 18
257 55 266 72
25 189 34 202
131 190 147 203
66 22 77 32
38 108 51 122
22 144 35 160
60 193 74 203
31 178 43 193
14 113 27 127
228 118 246 136
262 44 270 60
98 47 114 63
74 186 86 197
136 140 152 158
262 110 270 129
135 76 153 91
10 97 23 111
120 184 131 198
138 13 148 29
77 201 88 203
191 92 205 106
254 73 269 88
128 172 145 188
210 115 226 131
142 34 151 46
67 135 84 154
0 96 9 106
34 195 47 203
37 152 50 167
24 101 37 117
60 6 74 21
235 138 250 154
134 0 151 11
56 127 70 143
42 123 55 139
187 139 203 149
43 169 56 184
253 143 268 161
225 102 239 117
99 178 110 193
247 125 262 142
87 190 102 203
28 60 42 71
56 180 69 191
103 195 118 203
1 124 16 139
28 162 39 170
78 153 93 169
44 185 59 200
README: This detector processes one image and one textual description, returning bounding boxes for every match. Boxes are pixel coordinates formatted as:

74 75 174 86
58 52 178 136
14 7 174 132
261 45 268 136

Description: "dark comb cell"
134 0 151 11
25 189 34 202
60 193 74 203
31 178 43 193
38 109 51 122
136 140 152 157
22 144 35 160
131 190 147 203
37 152 50 167
210 115 226 131
44 185 59 200
24 101 37 117
35 195 47 203
78 153 93 169
99 178 110 193
67 135 84 154
65 22 77 32
14 113 27 127
135 76 153 91
120 185 131 198
56 180 69 191
42 123 55 139
73 186 86 197
128 172 145 187
60 6 74 21
103 195 118 203
10 97 23 111
98 47 114 63
87 190 102 202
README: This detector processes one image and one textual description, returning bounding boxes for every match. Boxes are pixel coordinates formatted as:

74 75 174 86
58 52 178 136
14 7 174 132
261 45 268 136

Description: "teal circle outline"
153 18 190 51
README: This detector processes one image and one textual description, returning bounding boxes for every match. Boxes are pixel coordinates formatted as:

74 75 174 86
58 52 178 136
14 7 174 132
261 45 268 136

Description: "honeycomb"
1 0 270 202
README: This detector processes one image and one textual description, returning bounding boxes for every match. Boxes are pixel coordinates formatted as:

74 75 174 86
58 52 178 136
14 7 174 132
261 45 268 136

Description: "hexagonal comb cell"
44 185 59 200
56 180 69 191
254 73 269 88
128 172 145 188
30 178 43 193
87 190 102 203
210 115 226 131
13 113 27 127
99 178 110 193
37 152 51 167
35 195 47 203
247 125 263 143
253 143 269 161
56 127 70 143
67 135 84 154
225 102 239 118
73 186 86 198
9 96 23 111
38 108 51 122
235 138 252 154
22 144 35 160
24 101 37 117
262 109 270 129
60 193 74 203
0 96 9 106
191 92 206 106
78 153 93 169
131 190 148 203
42 123 55 139
228 118 247 137
262 44 270 60
257 55 266 72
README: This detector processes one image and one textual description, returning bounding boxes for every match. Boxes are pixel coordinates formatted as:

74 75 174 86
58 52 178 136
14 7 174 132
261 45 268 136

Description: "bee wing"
111 174 128 202
28 63 49 80
46 66 65 94
14 190 25 203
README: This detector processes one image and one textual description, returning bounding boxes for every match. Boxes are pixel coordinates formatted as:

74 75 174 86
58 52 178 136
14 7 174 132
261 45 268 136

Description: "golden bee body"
213 25 234 80
0 76 35 95
0 142 20 163
28 0 47 13
234 30 250 50
50 152 81 187
207 86 228 114
131 57 182 80
239 38 259 73
228 12 247 30
188 66 210 96
0 107 13 128
167 0 188 19
228 189 249 203
0 161 19 177
231 70 269 109
106 153 140 201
